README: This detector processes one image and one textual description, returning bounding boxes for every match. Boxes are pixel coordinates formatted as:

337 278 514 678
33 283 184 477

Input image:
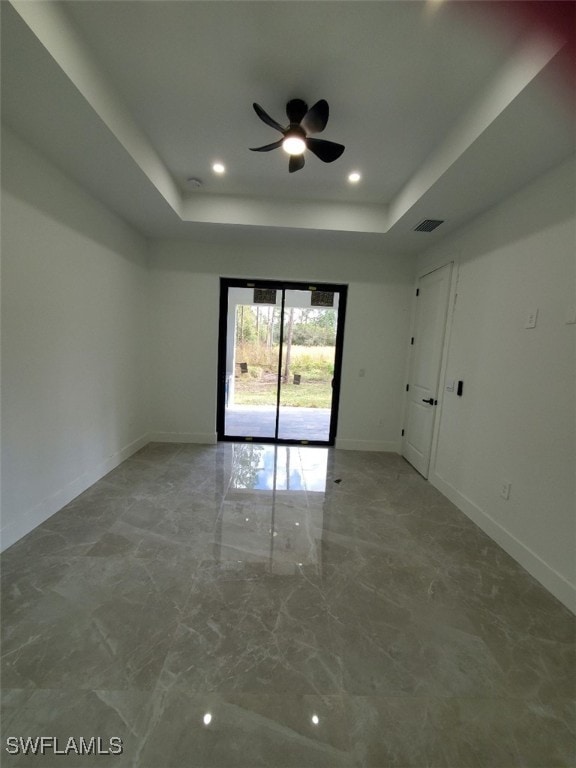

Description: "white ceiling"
2 0 574 252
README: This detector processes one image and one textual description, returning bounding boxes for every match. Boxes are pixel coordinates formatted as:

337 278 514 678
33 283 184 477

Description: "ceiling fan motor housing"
286 124 306 139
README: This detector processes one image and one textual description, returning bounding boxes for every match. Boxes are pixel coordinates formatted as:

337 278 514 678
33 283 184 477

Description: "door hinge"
401 429 405 436
406 384 410 392
416 288 420 296
410 337 414 345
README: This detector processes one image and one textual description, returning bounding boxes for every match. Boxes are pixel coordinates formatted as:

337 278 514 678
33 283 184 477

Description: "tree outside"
233 305 336 408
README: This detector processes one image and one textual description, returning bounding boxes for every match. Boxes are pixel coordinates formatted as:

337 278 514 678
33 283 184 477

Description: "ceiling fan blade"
306 137 345 163
301 99 329 134
250 140 283 152
286 99 308 124
253 103 285 133
289 154 306 173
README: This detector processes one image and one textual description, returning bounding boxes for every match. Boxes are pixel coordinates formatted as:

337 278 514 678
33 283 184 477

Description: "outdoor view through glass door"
217 279 347 445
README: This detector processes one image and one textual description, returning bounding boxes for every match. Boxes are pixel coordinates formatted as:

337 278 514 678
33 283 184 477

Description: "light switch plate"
525 309 538 329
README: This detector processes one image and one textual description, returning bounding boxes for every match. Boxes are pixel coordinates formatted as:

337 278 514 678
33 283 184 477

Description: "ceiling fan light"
282 136 306 156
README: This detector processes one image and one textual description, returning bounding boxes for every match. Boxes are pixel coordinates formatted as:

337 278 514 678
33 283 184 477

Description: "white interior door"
403 264 452 477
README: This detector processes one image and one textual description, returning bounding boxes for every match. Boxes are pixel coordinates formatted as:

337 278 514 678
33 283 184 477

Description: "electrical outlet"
500 481 511 500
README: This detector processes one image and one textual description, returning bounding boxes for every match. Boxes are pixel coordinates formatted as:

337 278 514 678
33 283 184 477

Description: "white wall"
1 127 150 550
148 241 415 450
417 158 576 611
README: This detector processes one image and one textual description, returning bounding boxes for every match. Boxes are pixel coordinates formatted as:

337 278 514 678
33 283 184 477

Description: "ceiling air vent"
414 219 444 232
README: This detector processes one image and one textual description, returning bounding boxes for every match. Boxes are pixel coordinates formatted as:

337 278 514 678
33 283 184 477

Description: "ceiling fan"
249 99 345 173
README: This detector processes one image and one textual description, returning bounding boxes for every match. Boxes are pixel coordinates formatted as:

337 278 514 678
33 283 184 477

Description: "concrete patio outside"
224 404 332 442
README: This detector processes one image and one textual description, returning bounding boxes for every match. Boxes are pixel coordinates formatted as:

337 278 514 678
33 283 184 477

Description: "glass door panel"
277 290 338 442
224 288 281 439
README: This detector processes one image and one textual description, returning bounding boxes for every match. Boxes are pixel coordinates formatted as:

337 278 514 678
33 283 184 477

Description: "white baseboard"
0 433 149 552
430 471 576 614
335 438 401 453
148 432 217 445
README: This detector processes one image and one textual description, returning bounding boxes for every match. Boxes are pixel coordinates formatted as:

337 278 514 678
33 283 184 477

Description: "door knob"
422 398 435 405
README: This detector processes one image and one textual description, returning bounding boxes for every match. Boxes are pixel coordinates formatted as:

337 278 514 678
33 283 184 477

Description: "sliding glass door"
217 279 347 446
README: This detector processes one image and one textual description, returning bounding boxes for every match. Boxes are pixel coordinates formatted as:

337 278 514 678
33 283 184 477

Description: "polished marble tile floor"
1 443 574 767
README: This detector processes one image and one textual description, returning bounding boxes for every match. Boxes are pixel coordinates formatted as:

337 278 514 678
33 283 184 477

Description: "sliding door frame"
216 277 347 446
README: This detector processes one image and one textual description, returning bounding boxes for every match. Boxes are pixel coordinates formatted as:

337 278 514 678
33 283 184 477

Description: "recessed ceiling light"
348 172 361 183
212 162 226 174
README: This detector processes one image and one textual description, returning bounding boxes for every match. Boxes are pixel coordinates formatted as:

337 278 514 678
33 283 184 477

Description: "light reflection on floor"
230 443 328 491
223 444 330 575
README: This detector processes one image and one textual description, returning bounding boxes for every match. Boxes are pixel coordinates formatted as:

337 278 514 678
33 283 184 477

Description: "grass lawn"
234 377 332 408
